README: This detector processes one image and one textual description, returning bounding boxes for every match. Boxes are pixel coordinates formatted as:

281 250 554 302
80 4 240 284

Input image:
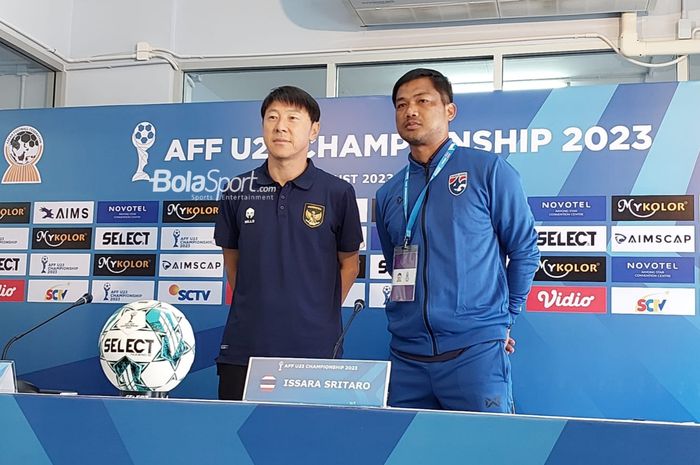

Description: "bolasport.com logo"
31 228 92 250
526 286 607 314
0 279 25 302
535 256 606 282
162 201 219 223
612 195 694 221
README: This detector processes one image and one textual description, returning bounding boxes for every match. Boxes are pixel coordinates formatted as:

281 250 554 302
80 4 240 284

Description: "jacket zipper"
421 163 438 356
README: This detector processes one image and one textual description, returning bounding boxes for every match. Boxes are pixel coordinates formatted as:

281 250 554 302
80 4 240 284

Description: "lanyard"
403 142 456 247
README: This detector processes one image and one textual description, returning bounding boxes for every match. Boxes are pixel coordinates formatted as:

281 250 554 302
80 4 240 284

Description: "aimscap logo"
611 226 694 253
32 201 94 224
157 281 222 305
611 287 696 316
612 195 694 221
526 286 607 313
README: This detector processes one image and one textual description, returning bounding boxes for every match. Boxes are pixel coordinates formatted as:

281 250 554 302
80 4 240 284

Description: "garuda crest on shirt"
303 203 325 228
448 172 468 196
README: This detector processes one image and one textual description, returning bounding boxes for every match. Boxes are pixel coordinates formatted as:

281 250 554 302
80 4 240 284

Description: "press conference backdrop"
0 81 698 422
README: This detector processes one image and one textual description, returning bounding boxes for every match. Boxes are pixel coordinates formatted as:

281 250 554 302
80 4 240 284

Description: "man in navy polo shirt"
214 86 363 400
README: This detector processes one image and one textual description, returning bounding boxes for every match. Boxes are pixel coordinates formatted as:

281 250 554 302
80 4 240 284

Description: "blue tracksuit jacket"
375 141 540 356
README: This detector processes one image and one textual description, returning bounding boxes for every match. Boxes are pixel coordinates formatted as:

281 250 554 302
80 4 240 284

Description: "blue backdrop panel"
1 82 700 422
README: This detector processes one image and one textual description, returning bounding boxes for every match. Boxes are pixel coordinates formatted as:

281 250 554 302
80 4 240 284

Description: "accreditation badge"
390 245 418 302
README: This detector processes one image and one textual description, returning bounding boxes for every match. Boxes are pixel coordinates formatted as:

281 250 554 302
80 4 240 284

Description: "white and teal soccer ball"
98 300 195 393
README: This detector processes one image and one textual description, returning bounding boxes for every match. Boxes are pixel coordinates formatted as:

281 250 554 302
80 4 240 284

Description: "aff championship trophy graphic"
131 122 156 182
40 256 48 274
3 126 44 184
103 283 111 301
172 229 181 248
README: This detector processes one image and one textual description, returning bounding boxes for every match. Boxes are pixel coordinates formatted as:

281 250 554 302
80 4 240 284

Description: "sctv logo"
168 284 210 302
636 291 669 313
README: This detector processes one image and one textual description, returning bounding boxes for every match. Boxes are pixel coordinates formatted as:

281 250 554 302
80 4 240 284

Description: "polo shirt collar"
254 159 317 190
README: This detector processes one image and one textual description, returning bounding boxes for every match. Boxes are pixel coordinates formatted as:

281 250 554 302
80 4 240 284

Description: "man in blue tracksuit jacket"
375 68 540 412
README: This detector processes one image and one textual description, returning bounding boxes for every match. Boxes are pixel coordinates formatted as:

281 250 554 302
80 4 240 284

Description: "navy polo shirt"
214 159 363 365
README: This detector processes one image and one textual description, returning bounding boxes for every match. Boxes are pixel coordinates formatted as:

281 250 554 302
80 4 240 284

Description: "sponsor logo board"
611 226 694 253
93 253 156 276
526 286 607 313
27 279 89 303
612 195 694 221
32 201 94 224
96 201 159 223
157 280 222 305
535 226 607 252
528 196 606 221
29 253 90 276
94 227 158 250
611 287 695 315
91 280 154 304
159 253 223 277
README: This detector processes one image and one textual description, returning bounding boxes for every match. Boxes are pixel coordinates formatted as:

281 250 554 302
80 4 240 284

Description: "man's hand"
505 329 515 354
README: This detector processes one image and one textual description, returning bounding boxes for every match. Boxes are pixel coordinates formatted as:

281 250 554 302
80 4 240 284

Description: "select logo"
535 226 607 252
535 256 606 282
612 195 694 221
32 228 92 250
94 227 158 250
611 257 694 284
611 226 694 253
93 253 156 276
163 201 219 223
369 254 389 279
0 254 27 276
528 196 606 222
0 202 30 224
0 279 25 302
526 286 607 313
611 287 695 316
32 201 94 224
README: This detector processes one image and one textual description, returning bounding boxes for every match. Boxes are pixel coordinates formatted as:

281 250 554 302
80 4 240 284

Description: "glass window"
184 67 326 102
337 59 494 97
690 55 700 81
0 42 55 109
503 52 677 91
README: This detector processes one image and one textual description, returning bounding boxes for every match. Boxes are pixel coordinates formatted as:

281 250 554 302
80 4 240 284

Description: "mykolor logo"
535 256 606 282
0 202 30 224
93 254 156 276
32 228 92 250
0 279 24 302
612 195 694 221
163 201 219 223
526 286 607 313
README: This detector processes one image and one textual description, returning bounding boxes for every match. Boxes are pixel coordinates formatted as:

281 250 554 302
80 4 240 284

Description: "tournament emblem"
303 203 325 228
3 126 44 184
131 122 156 182
448 172 468 196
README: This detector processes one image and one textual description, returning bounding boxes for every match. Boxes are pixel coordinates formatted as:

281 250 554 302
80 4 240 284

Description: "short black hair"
260 86 320 123
392 68 453 106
